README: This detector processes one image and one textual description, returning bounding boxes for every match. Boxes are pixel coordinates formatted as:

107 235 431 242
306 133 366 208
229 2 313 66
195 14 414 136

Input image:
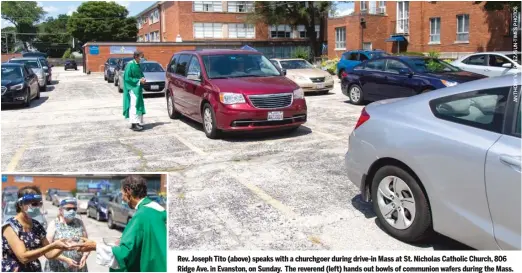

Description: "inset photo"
1 173 167 272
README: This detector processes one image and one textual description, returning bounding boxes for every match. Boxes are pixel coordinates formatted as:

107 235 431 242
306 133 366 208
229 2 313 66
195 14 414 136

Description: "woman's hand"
76 237 96 252
52 238 71 250
63 257 79 268
79 255 88 268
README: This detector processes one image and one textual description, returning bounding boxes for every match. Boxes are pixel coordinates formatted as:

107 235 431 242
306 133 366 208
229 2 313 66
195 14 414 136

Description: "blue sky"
2 1 354 27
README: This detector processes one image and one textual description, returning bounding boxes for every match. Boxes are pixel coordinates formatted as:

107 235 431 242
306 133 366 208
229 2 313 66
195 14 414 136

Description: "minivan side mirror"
502 63 513 68
282 69 287 76
187 72 201 81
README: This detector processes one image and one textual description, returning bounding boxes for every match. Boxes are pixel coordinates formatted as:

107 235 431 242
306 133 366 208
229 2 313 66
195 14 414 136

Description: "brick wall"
83 43 196 72
1 53 22 62
2 175 77 195
137 5 161 41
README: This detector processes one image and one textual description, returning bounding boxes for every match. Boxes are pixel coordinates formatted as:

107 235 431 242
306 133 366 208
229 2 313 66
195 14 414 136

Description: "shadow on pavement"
45 86 55 92
50 80 60 85
351 194 474 250
305 91 336 97
143 122 169 130
1 97 49 110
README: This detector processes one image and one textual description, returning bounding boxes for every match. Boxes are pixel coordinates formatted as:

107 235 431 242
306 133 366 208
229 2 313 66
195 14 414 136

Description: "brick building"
328 1 516 59
2 174 167 195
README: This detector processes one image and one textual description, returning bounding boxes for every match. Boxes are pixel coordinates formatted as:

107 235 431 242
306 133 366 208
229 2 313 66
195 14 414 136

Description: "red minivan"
165 49 308 139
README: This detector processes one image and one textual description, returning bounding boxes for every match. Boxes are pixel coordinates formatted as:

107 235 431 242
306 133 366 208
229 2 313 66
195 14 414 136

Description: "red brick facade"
1 53 22 62
328 1 513 58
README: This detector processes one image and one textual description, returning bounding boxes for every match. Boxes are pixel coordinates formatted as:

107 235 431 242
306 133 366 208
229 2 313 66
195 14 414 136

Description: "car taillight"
354 107 370 130
341 71 348 78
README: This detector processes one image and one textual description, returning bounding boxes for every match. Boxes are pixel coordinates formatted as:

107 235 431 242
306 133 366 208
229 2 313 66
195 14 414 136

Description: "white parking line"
170 133 207 156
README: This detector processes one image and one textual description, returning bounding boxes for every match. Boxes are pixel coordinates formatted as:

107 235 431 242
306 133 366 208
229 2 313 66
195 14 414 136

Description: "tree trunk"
307 1 319 60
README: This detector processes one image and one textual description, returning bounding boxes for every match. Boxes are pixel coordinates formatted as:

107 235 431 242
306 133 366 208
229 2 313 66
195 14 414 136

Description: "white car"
451 51 521 77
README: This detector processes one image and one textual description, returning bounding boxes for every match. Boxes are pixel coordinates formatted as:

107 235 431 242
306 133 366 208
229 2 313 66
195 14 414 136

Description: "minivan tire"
348 84 364 105
202 103 220 139
371 165 433 243
167 91 180 119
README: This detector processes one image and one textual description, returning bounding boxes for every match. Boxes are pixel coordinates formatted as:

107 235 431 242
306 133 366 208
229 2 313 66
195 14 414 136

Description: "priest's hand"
76 237 97 252
140 78 146 84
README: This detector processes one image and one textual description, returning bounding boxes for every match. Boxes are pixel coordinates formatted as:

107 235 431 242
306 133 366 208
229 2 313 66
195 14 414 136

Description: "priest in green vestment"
76 175 167 272
123 51 147 131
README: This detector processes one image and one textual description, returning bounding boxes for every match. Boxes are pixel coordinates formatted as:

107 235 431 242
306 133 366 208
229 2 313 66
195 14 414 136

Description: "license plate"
267 111 284 121
316 83 325 89
151 85 159 90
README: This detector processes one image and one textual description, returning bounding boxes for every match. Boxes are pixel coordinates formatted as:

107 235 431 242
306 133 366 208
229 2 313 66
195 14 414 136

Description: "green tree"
33 14 72 57
1 1 46 50
248 2 334 58
67 1 138 45
1 26 16 53
474 1 521 11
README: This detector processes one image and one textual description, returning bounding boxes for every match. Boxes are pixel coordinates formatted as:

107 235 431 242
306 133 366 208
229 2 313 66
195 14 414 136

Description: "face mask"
140 57 145 62
63 209 77 220
26 207 41 218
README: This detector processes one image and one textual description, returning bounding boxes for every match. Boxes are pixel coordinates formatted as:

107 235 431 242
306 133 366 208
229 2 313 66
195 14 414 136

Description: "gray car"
52 190 74 207
345 74 520 250
76 193 94 214
8 57 47 91
117 61 166 94
2 201 48 230
113 57 134 87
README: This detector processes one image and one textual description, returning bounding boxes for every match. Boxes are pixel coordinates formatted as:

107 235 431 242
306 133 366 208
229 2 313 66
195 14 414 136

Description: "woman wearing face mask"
2 186 71 272
44 198 89 272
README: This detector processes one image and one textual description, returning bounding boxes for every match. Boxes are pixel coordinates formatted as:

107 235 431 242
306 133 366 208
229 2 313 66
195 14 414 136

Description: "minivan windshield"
202 54 281 79
140 62 165 72
279 59 314 70
406 58 462 73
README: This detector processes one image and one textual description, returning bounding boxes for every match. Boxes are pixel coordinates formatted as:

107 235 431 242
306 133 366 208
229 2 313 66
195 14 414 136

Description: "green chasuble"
122 60 146 119
110 197 167 272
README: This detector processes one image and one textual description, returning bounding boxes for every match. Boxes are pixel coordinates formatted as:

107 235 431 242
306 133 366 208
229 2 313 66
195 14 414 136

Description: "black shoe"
131 123 143 131
136 124 144 130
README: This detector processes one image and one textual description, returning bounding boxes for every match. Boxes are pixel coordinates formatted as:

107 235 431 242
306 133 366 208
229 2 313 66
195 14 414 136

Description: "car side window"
342 53 349 60
515 98 521 137
429 86 509 133
168 55 178 73
385 59 409 74
348 53 358 61
359 54 369 61
463 55 487 66
364 59 385 71
488 55 512 67
187 56 202 75
175 54 191 76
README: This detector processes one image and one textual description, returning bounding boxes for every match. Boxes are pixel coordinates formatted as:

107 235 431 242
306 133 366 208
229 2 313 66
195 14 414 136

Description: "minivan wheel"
371 165 433 243
202 103 220 139
349 85 363 105
118 84 123 93
167 91 180 119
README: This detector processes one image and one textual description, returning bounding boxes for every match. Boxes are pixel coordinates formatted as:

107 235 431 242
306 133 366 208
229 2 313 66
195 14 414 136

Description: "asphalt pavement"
38 200 122 272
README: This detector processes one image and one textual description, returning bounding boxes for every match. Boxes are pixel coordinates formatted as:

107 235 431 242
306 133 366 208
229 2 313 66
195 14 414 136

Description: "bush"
427 51 440 58
442 59 454 63
71 188 77 197
395 51 425 56
321 58 339 75
62 48 72 59
292 47 310 60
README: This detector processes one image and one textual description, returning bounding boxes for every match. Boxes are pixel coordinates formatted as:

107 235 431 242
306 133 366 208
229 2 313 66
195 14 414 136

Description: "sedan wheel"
24 89 31 107
107 213 115 229
349 85 363 105
371 165 433 243
96 211 101 221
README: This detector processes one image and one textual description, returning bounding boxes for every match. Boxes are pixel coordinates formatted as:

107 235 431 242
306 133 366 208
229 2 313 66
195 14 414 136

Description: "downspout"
159 3 163 42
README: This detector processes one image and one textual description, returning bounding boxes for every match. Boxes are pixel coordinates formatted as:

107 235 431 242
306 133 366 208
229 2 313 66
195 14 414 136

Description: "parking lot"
2 68 469 251
38 200 121 272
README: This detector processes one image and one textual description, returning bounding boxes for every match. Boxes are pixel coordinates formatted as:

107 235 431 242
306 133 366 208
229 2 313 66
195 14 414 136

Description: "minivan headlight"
219 93 246 104
293 88 305 99
10 83 24 90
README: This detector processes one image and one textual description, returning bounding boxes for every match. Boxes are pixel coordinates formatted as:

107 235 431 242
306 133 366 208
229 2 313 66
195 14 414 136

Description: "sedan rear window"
1 67 23 80
202 54 280 79
140 63 165 72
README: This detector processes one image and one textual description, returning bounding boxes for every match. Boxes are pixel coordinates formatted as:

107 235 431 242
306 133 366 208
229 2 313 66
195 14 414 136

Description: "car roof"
2 63 25 67
10 57 40 61
178 49 263 56
141 61 161 64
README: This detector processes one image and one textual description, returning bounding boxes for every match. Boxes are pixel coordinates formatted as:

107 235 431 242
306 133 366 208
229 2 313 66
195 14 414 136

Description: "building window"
396 1 409 33
369 1 377 14
360 1 368 13
456 14 469 42
429 17 441 43
194 23 223 38
228 23 255 38
194 1 223 12
14 176 33 183
149 9 159 24
270 25 292 38
227 1 253 13
335 27 346 49
150 31 160 42
378 1 386 14
363 42 372 50
297 25 320 39
145 33 150 41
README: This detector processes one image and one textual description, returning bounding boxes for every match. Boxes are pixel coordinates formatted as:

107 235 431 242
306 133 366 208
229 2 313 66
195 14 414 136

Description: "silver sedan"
117 61 166 94
345 74 521 250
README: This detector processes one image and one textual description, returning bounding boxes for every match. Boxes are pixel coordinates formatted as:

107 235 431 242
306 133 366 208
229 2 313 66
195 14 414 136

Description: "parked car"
76 193 94 214
3 201 48 229
344 74 521 250
337 50 389 79
106 192 133 229
8 58 47 91
52 190 74 206
64 59 77 70
128 192 166 218
1 63 41 107
45 188 58 201
270 58 334 94
114 57 134 87
22 52 47 59
104 58 120 83
37 57 53 85
117 61 166 94
341 56 486 105
166 49 307 139
87 194 111 221
451 51 521 78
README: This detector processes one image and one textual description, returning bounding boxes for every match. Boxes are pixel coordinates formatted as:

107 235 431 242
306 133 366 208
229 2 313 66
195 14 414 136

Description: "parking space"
38 200 121 272
1 70 469 251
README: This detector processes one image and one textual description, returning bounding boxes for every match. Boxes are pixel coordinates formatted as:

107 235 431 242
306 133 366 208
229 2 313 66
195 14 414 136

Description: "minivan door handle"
499 155 521 172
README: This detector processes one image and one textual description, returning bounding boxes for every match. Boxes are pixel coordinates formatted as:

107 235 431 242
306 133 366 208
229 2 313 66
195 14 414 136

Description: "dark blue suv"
336 50 388 79
341 56 486 105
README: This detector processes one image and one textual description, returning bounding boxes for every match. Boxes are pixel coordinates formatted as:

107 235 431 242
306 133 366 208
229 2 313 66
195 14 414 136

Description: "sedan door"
359 59 386 100
486 54 519 77
381 59 416 99
24 66 38 97
484 89 521 250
